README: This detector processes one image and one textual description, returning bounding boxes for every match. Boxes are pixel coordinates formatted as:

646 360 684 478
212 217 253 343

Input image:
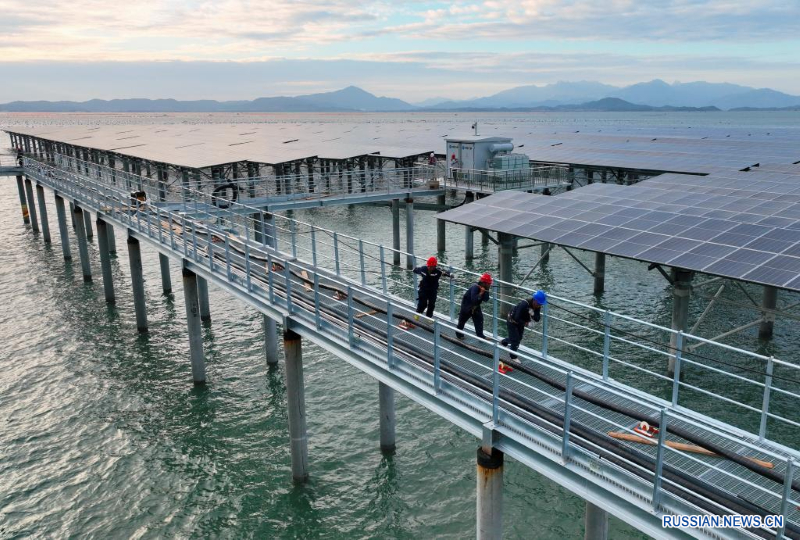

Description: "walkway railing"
446 165 570 192
24 156 800 538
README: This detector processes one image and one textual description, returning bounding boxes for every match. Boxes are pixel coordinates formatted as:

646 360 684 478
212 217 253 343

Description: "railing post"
778 458 794 539
386 302 394 367
433 320 442 393
260 213 267 247
359 239 366 286
491 343 501 423
284 260 293 313
207 232 214 271
759 356 774 441
449 266 455 322
671 331 683 406
347 286 355 348
244 224 252 291
333 232 341 276
652 409 669 509
267 253 275 303
602 310 611 380
156 206 163 243
224 235 232 280
492 283 498 339
290 220 297 258
379 246 387 294
311 226 317 268
169 211 175 249
313 273 321 329
542 304 550 358
561 372 574 461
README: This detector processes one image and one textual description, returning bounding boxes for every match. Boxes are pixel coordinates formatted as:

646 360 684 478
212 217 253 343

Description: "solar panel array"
5 116 800 172
438 168 800 291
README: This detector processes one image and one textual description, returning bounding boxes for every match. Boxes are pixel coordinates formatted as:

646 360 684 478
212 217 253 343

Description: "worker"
501 290 546 361
456 273 492 340
413 256 452 318
428 152 437 166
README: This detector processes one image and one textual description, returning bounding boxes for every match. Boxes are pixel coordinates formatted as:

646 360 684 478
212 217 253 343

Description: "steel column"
263 314 279 365
405 197 414 269
668 269 692 374
24 179 40 233
758 286 778 339
584 501 608 540
379 382 396 452
54 195 71 260
127 235 148 333
465 191 475 260
197 277 211 321
34 184 51 243
96 218 115 303
106 223 116 253
284 329 309 482
181 267 206 384
436 193 446 252
83 209 93 240
498 232 514 318
15 175 30 224
159 253 172 294
593 252 606 294
477 447 503 540
391 198 400 265
73 205 92 281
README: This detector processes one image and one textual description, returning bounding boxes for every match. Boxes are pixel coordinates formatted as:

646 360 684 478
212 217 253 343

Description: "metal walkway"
17 156 800 540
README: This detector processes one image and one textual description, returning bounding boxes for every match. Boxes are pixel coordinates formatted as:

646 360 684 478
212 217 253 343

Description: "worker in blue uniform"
501 290 547 360
413 256 452 318
456 273 493 340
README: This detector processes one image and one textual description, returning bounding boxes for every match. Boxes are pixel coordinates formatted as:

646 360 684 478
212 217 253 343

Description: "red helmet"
479 273 493 285
427 256 437 266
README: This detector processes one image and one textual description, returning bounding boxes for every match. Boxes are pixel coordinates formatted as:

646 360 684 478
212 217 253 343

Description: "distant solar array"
438 167 800 291
5 118 800 172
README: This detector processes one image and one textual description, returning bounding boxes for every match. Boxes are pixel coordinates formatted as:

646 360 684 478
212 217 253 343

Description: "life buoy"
211 183 239 209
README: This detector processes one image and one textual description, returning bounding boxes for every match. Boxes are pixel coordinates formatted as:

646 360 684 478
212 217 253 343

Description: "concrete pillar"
96 218 115 303
436 193 446 252
584 501 608 540
283 329 309 482
106 224 117 254
73 206 92 281
668 269 693 374
159 253 172 294
476 447 504 540
465 192 475 260
758 286 778 339
182 267 206 384
263 314 279 365
405 198 415 269
69 201 76 230
15 176 30 224
391 198 401 265
35 184 51 243
54 195 72 260
83 209 93 240
593 252 606 295
127 235 148 333
24 179 40 233
498 232 514 318
197 277 211 321
378 382 396 452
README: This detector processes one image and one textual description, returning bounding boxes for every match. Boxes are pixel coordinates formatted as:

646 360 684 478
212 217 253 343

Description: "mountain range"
1 81 799 113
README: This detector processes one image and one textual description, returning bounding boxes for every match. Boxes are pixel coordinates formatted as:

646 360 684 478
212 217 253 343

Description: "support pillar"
73 206 92 281
476 447 503 540
465 192 475 260
593 253 606 294
96 219 115 303
54 195 71 260
159 254 172 294
668 269 693 374
35 184 51 243
378 382 396 452
24 179 40 233
405 198 414 269
182 267 206 384
83 209 93 240
541 243 551 264
69 201 76 230
197 277 211 321
15 175 30 224
584 502 609 540
127 235 148 333
284 329 309 482
498 232 514 318
106 223 117 254
391 199 401 266
263 314 279 365
436 193 446 252
481 229 489 246
758 286 778 339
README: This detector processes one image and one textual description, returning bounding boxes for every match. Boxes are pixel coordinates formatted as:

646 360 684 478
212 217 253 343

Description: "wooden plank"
607 432 774 469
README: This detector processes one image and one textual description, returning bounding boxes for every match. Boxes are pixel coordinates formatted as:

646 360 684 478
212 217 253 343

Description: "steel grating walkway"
19 157 800 540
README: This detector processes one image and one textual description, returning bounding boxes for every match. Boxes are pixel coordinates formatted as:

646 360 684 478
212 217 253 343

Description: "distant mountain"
411 96 451 107
424 80 800 111
425 97 719 113
0 87 414 113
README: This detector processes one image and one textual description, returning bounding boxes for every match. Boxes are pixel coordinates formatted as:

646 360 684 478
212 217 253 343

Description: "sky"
0 0 798 102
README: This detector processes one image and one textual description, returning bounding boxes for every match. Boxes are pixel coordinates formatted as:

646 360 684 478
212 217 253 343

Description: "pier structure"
10 147 800 540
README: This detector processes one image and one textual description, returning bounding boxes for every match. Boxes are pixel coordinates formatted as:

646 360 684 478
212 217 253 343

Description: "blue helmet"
532 290 547 305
